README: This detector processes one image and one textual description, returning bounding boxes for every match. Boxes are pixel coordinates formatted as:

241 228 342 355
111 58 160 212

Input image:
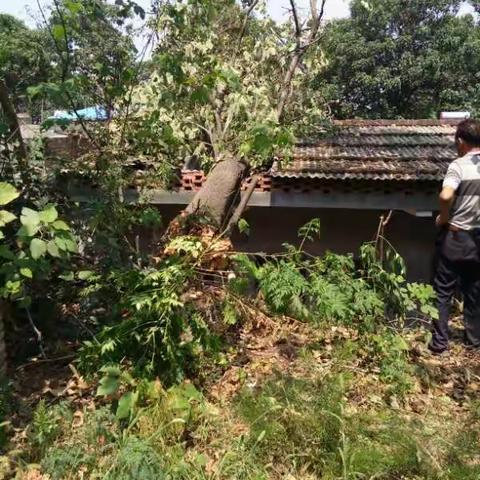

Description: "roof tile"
273 120 458 181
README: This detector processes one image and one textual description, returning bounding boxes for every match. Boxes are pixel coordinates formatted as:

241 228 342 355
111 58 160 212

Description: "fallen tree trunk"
185 156 248 229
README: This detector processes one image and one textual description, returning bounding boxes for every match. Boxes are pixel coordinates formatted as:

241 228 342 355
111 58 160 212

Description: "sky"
0 0 474 55
0 0 351 26
0 0 476 25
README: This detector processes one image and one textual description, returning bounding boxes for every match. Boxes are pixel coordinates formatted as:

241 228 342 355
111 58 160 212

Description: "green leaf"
59 271 74 281
238 218 250 236
100 365 122 376
52 24 66 42
54 236 67 251
0 246 14 260
17 224 40 237
54 234 77 253
52 220 70 231
30 238 47 259
191 86 209 104
97 375 120 397
64 0 83 14
20 208 40 230
0 210 16 227
116 392 137 420
20 268 33 279
5 280 21 295
39 205 58 224
78 270 94 280
64 238 78 253
0 183 19 206
47 240 61 258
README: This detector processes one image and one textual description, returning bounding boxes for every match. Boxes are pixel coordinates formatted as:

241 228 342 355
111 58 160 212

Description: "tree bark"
0 79 28 166
185 157 248 229
0 301 7 379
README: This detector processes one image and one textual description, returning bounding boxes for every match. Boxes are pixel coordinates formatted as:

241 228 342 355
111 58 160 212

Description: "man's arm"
437 186 456 227
436 162 462 227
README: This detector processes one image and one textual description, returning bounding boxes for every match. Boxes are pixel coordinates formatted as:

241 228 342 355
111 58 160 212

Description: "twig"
16 354 77 371
289 0 302 43
0 79 29 174
225 175 260 235
25 308 46 359
119 13 159 145
237 0 261 48
276 0 328 122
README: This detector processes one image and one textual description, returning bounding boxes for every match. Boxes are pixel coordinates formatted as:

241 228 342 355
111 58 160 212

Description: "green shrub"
80 257 219 383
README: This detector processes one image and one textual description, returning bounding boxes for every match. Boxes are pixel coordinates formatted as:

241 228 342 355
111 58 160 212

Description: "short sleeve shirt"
443 153 480 230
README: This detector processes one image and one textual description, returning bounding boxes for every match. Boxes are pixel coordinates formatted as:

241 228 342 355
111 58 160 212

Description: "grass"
3 324 480 480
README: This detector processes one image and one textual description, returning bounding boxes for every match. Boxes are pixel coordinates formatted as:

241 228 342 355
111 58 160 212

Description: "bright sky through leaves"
0 0 351 25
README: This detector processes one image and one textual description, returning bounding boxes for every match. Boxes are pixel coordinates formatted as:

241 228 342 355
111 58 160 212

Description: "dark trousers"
432 229 480 350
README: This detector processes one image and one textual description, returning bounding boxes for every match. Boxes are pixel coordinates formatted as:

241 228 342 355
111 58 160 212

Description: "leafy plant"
29 400 66 457
0 182 77 307
81 246 220 383
105 436 165 480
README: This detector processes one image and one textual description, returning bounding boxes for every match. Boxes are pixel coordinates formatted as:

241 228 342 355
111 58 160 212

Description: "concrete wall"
232 207 436 282
154 205 437 282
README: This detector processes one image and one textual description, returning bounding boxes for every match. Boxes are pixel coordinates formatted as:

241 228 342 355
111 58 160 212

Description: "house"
27 117 457 281
152 119 458 281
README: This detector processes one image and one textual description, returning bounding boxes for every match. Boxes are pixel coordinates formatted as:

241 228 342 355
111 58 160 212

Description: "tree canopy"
317 0 480 119
28 0 139 118
131 0 327 172
0 14 52 109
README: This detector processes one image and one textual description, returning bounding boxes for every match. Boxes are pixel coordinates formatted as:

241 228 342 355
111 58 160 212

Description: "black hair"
455 119 480 147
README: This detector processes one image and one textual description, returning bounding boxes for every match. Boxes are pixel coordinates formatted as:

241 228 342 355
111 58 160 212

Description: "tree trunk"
185 157 248 229
0 302 7 380
0 79 28 166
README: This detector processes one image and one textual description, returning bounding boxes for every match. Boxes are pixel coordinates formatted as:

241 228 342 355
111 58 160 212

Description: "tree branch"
276 0 327 123
36 0 102 152
289 0 302 44
0 79 28 171
225 174 259 235
309 0 327 39
238 0 261 47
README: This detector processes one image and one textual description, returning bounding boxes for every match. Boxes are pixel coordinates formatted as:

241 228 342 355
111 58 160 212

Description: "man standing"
430 119 480 354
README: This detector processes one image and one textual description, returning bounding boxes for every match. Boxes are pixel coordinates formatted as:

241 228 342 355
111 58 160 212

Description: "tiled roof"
272 120 459 181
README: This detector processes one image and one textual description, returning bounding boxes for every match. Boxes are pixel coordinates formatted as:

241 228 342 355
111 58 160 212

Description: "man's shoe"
427 343 448 355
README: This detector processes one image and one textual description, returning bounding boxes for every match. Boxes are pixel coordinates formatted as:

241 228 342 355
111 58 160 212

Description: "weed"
29 401 70 458
105 436 166 480
237 373 346 477
42 445 95 480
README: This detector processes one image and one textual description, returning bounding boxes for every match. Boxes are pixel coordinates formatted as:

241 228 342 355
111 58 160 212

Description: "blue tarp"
50 106 108 121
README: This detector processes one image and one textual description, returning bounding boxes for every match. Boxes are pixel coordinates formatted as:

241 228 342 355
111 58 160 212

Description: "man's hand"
436 214 449 228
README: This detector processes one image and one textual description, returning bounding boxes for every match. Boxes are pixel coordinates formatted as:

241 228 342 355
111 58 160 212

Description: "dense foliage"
127 0 327 177
0 14 52 111
318 0 480 118
28 0 140 120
